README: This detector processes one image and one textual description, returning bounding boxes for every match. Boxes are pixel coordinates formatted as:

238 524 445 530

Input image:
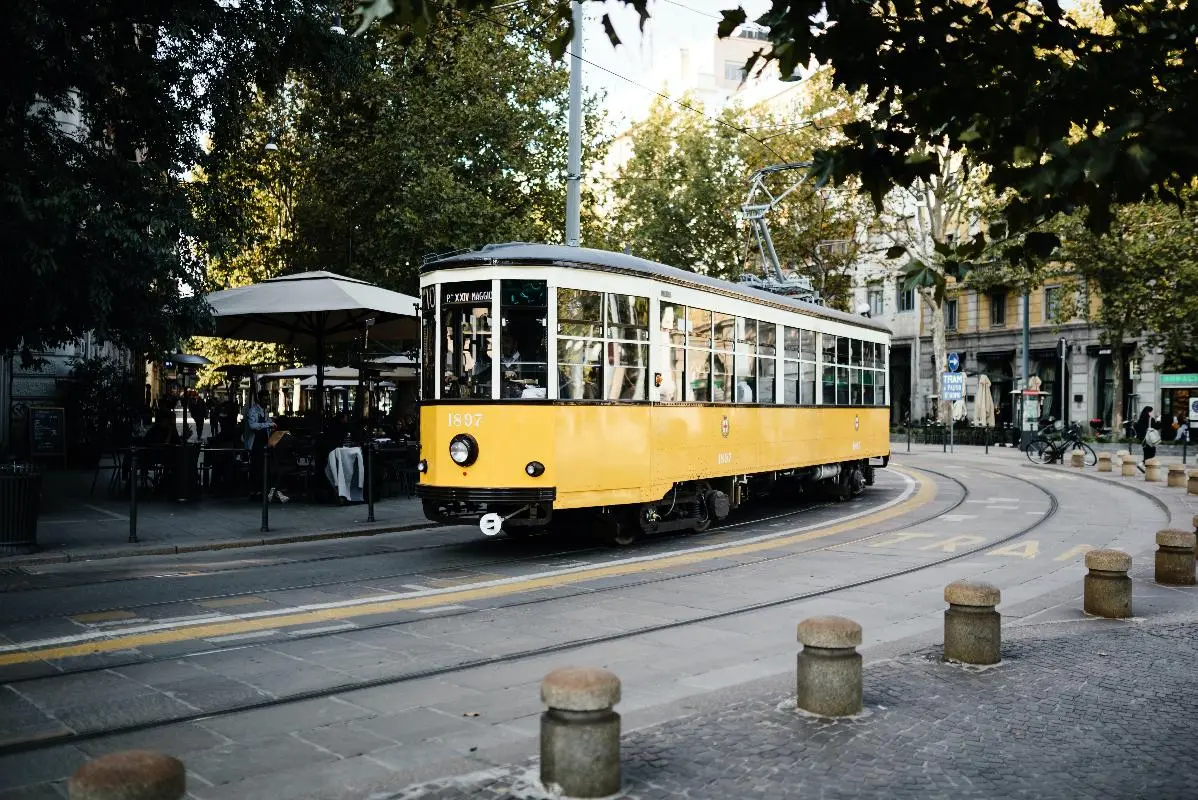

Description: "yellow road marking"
198 596 270 609
70 611 137 625
0 468 934 666
869 532 935 548
920 534 986 553
987 540 1041 560
425 572 506 588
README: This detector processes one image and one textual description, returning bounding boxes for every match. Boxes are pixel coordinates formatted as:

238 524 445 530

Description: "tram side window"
821 334 837 404
876 368 887 406
782 326 818 404
441 282 493 399
686 307 713 402
421 286 436 400
605 294 649 400
782 327 800 404
499 280 548 399
558 288 603 399
733 318 757 403
660 303 686 402
757 322 776 404
711 312 734 402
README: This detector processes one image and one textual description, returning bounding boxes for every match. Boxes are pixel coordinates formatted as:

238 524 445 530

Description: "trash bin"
0 463 41 554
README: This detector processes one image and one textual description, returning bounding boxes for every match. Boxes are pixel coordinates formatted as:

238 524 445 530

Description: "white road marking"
287 622 358 635
939 514 978 522
416 605 469 614
0 471 919 654
88 617 151 628
205 630 281 643
965 497 1021 504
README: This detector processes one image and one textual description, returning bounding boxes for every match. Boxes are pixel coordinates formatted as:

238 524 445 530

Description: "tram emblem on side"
721 416 730 437
854 414 860 431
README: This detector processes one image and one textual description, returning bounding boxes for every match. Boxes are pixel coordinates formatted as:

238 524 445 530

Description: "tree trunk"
921 289 950 423
1110 330 1125 437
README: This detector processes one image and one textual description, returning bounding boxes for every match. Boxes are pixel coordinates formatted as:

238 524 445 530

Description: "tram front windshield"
441 282 492 399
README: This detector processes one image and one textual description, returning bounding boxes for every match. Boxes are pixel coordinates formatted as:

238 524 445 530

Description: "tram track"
0 492 853 624
0 464 1060 757
0 472 931 688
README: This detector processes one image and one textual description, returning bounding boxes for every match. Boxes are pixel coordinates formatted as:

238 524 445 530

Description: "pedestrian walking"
1176 413 1190 444
1134 406 1159 462
243 389 276 500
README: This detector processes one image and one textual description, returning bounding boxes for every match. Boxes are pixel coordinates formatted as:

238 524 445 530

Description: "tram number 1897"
448 413 484 428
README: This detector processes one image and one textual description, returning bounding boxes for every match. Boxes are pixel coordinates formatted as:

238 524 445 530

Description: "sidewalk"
399 605 1198 799
4 469 433 566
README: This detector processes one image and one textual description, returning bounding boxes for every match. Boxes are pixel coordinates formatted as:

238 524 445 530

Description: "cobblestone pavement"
392 611 1198 799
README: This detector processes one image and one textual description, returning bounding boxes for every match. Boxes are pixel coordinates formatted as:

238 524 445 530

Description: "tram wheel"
638 503 660 535
834 467 854 502
595 511 639 547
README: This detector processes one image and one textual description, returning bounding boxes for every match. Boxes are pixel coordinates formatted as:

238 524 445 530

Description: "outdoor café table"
325 446 365 503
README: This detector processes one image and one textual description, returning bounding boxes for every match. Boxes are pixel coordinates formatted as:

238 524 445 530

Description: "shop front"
1160 373 1198 442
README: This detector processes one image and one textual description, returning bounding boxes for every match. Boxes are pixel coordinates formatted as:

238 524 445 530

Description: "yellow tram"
416 243 891 544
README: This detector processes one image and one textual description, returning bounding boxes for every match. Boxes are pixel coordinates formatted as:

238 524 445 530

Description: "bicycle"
1025 421 1098 466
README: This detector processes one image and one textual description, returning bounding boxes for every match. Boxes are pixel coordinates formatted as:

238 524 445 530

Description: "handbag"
1144 428 1162 447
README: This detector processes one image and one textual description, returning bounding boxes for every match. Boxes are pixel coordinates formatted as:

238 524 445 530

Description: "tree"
197 4 610 297
1050 202 1198 433
604 69 874 307
883 146 1004 422
605 96 748 279
3 1 347 360
357 0 1197 251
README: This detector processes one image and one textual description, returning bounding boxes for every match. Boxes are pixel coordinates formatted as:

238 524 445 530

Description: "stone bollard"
1070 450 1084 468
69 751 185 800
1083 549 1133 619
1189 470 1198 495
943 580 1001 665
1167 464 1187 488
1121 453 1139 477
1155 529 1197 586
1144 458 1163 482
796 616 862 717
540 667 621 798
1097 452 1113 473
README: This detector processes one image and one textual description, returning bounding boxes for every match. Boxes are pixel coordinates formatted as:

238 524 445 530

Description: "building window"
989 290 1007 327
724 60 746 82
867 285 884 318
944 299 958 332
1044 286 1061 322
897 282 915 313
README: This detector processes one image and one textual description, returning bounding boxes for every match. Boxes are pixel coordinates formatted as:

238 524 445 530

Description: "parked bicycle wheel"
1025 438 1053 464
1068 441 1098 467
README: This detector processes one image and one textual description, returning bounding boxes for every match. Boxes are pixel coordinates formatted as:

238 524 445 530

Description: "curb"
0 520 441 568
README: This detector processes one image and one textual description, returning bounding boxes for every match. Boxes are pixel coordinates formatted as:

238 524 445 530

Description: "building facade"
850 270 1166 435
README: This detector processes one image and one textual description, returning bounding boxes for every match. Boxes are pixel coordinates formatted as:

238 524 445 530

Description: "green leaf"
718 8 748 39
1024 231 1060 258
601 14 622 48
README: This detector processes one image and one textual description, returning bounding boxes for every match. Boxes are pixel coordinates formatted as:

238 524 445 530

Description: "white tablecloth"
325 446 364 502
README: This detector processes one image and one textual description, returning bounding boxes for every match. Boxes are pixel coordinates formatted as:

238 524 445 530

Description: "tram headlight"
449 434 478 467
525 460 545 477
416 459 427 473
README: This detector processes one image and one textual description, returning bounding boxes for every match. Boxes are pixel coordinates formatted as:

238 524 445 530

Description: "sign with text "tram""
941 372 965 401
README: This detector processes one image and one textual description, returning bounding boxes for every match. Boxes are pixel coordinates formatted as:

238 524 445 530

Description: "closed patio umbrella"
204 272 419 427
974 374 997 428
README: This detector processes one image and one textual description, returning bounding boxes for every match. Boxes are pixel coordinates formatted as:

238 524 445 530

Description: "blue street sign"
941 372 965 401
947 352 960 373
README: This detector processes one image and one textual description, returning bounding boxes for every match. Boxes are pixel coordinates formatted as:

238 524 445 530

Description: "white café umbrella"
204 271 419 425
974 374 997 428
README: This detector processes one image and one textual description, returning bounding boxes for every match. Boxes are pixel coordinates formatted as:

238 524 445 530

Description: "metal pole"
907 421 911 453
260 445 270 533
1020 292 1030 448
1060 339 1066 429
366 441 375 523
950 419 954 454
985 426 990 454
565 0 583 247
128 447 138 543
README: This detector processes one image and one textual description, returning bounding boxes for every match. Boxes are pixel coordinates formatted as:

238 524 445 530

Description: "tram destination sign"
940 372 965 401
443 289 492 305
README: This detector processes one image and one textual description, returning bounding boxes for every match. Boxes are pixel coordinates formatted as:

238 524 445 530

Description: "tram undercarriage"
420 457 885 546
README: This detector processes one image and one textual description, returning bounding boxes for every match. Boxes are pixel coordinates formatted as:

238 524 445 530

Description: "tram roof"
423 242 891 334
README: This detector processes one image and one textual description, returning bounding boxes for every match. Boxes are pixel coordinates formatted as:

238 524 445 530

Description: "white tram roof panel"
423 242 891 335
